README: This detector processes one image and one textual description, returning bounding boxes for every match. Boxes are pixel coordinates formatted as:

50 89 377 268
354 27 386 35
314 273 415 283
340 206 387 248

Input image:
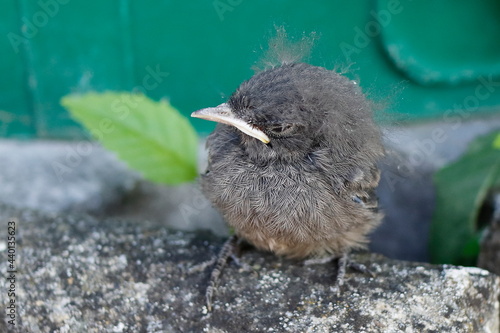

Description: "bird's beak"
191 103 270 144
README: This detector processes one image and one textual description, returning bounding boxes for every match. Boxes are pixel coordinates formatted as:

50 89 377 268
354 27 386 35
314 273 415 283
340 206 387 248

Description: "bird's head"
192 63 378 163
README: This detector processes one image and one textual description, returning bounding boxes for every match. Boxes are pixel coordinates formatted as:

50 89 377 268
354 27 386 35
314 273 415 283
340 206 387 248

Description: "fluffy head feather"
228 62 383 167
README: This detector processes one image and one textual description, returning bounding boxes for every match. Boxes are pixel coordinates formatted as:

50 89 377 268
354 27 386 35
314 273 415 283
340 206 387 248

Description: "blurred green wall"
2 0 500 139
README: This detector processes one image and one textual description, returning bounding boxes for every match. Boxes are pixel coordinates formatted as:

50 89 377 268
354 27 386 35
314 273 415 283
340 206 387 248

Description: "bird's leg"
206 234 238 311
335 253 349 289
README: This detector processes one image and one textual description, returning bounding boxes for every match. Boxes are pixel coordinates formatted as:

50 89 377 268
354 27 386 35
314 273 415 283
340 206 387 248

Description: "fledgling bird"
192 62 384 310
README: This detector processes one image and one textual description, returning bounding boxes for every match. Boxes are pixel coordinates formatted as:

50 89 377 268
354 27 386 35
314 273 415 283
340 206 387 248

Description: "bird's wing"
347 166 381 211
309 147 381 210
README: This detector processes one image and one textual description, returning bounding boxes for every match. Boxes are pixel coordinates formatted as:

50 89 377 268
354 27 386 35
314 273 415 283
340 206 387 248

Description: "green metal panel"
1 0 500 139
379 0 500 85
129 1 370 135
17 0 135 138
1 1 34 138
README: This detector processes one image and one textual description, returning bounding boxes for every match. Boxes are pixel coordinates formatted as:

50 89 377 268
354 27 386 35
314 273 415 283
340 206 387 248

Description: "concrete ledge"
0 204 498 332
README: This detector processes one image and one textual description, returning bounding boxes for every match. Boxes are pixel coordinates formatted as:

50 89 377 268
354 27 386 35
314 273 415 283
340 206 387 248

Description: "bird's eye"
267 124 297 137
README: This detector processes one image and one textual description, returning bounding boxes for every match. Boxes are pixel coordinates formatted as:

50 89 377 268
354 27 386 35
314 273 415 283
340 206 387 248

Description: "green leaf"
61 92 198 185
493 133 500 150
430 131 500 265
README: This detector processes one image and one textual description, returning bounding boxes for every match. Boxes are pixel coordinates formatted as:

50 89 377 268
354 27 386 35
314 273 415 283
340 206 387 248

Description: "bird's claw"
186 257 217 274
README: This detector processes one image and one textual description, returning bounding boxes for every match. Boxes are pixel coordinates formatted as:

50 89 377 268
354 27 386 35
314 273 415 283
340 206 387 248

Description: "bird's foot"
333 252 374 294
186 257 217 274
205 235 239 312
304 252 373 295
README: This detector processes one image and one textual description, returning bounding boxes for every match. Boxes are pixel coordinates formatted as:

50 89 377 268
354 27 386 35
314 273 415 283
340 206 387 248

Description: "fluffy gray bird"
191 62 384 310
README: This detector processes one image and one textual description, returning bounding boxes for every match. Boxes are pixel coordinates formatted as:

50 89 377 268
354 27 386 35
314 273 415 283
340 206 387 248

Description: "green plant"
430 131 500 265
61 92 198 185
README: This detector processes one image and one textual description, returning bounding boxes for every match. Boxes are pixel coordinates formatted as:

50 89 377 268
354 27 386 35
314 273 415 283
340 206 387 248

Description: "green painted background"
2 0 500 139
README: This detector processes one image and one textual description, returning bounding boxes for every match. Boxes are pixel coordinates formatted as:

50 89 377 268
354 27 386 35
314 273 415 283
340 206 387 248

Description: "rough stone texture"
0 204 498 333
479 194 500 276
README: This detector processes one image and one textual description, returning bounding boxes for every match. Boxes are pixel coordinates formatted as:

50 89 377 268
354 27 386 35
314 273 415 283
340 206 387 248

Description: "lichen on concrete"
0 204 498 332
